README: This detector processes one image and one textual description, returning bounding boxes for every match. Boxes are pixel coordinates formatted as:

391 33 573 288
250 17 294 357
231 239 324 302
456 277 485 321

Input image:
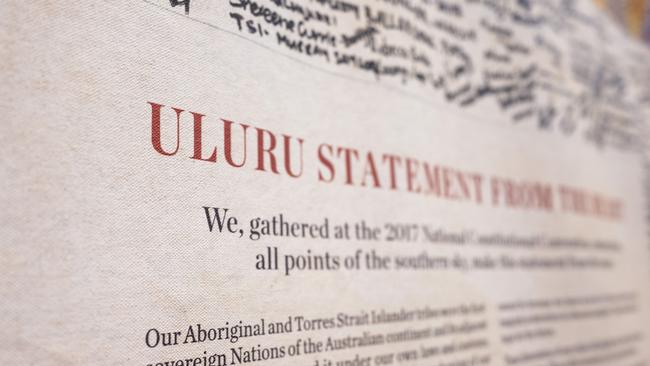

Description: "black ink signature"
169 0 190 15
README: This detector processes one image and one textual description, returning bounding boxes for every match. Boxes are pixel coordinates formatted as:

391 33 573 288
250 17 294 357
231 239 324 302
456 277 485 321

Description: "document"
2 1 650 365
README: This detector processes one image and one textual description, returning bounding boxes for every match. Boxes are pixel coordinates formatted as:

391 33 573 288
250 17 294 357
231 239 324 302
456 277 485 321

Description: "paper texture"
1 1 650 365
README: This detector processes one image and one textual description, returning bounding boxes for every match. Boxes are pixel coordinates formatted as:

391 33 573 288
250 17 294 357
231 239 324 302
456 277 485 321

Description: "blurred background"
595 0 650 44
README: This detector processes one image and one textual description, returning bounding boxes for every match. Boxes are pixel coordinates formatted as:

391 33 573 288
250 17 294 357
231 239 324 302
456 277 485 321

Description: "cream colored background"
1 1 649 365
